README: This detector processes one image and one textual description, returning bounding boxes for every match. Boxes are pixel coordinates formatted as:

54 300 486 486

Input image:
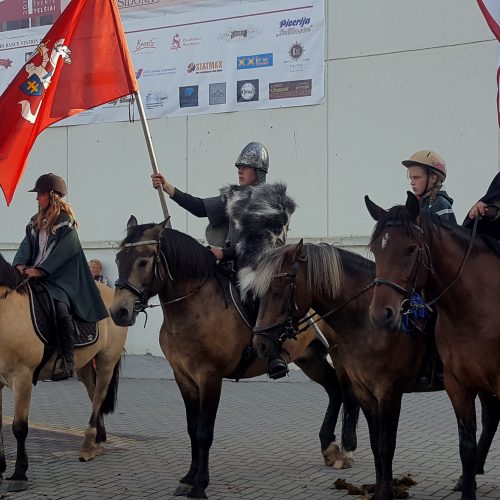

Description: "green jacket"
13 212 108 322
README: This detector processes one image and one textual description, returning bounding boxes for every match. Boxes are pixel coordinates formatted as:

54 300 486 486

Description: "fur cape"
221 182 296 298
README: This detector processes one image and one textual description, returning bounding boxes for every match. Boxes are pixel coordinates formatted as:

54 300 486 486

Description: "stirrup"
51 358 73 382
268 357 289 380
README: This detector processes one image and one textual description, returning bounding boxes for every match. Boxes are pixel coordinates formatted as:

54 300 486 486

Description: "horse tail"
100 356 122 415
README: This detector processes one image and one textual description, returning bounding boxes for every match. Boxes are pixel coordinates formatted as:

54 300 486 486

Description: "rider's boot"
267 352 288 380
51 315 75 381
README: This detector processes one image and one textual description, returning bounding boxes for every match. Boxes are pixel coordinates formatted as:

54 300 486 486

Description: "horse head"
250 240 311 359
365 192 431 331
111 215 169 326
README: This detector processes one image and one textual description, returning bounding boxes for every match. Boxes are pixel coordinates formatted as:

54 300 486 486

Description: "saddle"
27 281 99 384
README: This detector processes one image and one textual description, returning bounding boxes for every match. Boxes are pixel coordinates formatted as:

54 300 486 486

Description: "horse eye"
404 245 417 256
138 259 149 268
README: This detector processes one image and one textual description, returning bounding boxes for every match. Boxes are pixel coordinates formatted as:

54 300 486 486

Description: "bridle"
114 238 214 322
115 239 171 315
372 217 479 312
252 256 374 347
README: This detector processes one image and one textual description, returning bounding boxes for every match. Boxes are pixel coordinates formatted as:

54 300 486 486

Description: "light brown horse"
366 193 500 500
110 217 359 499
0 254 127 492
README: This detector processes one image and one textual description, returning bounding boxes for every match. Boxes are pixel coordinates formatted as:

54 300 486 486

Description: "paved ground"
0 354 498 500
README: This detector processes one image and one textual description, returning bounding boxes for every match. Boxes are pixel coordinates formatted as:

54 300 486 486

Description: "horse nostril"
385 307 394 321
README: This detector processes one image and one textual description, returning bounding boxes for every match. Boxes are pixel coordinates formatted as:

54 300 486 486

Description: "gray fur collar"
221 182 296 298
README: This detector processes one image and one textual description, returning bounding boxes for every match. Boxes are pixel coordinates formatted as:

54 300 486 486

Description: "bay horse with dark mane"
0 253 127 492
248 238 497 500
110 217 359 499
366 192 500 500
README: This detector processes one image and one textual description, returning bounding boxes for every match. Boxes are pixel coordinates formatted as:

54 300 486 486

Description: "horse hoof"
79 451 95 462
3 479 28 492
453 476 463 492
322 442 342 466
174 483 193 496
334 457 354 469
187 485 208 499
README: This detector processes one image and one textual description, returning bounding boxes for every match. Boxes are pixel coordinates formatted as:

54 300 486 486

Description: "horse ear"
292 239 305 262
127 215 138 234
365 195 387 221
405 191 421 220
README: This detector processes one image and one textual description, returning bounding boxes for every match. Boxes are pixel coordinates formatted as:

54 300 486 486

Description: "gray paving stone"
0 354 497 499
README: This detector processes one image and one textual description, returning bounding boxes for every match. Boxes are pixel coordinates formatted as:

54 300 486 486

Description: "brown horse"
247 239 498 500
0 253 127 492
110 217 359 499
366 193 500 500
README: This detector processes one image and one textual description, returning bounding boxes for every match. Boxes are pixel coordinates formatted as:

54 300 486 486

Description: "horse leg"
174 375 202 497
187 377 222 499
454 392 500 491
374 397 401 500
362 404 383 499
79 357 121 462
476 392 500 474
338 374 360 469
7 375 32 491
295 344 348 467
448 388 478 500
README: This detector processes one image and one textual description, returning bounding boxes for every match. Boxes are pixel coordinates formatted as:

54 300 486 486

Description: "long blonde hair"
34 192 79 234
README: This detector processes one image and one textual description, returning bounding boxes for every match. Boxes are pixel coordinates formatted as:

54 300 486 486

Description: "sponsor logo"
218 25 262 43
269 79 312 100
145 90 168 109
107 95 136 107
0 58 12 69
118 0 160 8
237 79 259 102
284 42 310 73
276 17 313 37
136 67 176 79
187 60 223 74
209 82 226 105
179 85 199 108
237 53 273 70
133 38 157 54
171 33 202 50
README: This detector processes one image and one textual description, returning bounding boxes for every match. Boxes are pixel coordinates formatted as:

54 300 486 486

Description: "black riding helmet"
29 173 67 197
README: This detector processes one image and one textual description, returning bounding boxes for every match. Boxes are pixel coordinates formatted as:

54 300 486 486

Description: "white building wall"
0 0 497 354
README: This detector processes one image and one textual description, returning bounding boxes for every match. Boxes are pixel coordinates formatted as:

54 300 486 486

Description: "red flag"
0 0 139 205
477 0 500 126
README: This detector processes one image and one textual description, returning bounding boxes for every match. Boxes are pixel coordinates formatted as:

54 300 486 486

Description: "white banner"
0 0 325 125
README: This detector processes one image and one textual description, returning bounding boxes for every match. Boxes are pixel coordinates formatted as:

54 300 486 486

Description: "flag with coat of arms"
0 0 139 205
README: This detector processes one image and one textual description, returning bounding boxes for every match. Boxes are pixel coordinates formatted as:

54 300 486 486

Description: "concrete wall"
1 0 497 354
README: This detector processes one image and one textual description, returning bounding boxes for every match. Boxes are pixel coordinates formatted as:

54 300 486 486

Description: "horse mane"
370 205 486 253
246 243 344 300
0 252 28 294
120 225 216 280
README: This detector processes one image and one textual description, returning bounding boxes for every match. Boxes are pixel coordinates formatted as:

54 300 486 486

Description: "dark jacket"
462 172 500 241
171 187 236 261
13 212 108 322
420 191 457 224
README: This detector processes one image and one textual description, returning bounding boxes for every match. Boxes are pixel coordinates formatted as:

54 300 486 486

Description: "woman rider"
13 173 108 381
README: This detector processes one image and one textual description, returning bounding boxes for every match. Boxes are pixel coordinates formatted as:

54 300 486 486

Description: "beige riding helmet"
402 150 447 181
